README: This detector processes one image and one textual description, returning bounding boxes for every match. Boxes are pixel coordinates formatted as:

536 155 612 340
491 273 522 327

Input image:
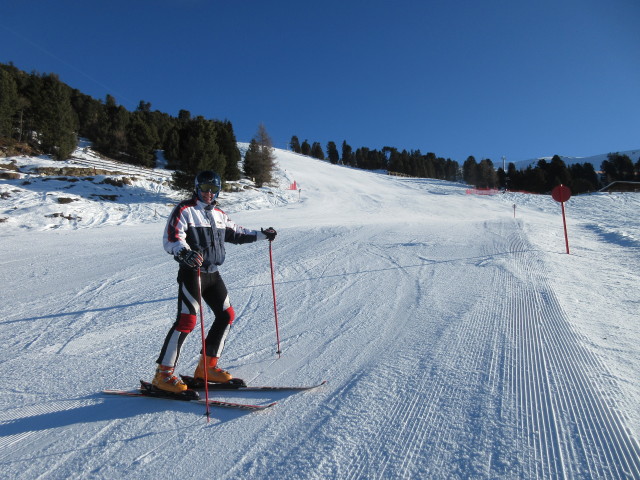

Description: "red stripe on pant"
176 313 197 333
226 306 235 325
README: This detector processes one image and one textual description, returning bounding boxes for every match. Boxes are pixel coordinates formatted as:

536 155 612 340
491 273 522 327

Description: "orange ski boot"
193 355 233 383
152 365 188 393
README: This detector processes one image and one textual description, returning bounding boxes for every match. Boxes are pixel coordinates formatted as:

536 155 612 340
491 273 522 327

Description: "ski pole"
268 240 282 358
197 267 211 422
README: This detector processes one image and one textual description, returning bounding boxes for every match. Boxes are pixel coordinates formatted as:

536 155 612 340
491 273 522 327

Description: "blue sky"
1 0 639 164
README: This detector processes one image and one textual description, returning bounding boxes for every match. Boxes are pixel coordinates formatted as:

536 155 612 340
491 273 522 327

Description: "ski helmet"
195 170 222 203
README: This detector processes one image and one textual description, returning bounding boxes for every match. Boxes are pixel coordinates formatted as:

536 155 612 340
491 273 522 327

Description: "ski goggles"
198 183 221 194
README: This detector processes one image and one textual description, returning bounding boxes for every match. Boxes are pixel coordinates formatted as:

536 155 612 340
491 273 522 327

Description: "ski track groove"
3 191 640 479
340 252 487 479
505 220 640 479
19 279 107 352
337 219 640 479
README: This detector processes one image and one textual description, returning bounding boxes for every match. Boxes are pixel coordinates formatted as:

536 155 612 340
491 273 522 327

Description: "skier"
153 170 277 393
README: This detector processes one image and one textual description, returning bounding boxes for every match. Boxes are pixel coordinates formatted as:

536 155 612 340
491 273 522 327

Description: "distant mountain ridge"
511 148 640 171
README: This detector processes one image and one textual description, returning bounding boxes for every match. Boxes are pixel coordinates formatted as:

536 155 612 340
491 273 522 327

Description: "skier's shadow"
0 394 251 438
4 298 175 324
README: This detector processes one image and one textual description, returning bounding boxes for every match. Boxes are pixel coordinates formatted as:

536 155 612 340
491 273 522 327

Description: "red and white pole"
268 240 282 358
560 200 570 254
197 268 211 422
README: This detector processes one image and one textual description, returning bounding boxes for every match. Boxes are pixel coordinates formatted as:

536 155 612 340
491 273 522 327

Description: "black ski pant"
156 268 235 368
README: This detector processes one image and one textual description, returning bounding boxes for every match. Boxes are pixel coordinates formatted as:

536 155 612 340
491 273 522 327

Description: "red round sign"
552 185 572 203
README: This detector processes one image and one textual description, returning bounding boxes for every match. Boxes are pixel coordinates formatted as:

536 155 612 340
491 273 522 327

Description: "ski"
102 380 276 411
181 376 249 388
180 375 327 392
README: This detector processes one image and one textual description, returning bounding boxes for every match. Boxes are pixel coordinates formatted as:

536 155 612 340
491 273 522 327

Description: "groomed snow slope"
1 148 639 479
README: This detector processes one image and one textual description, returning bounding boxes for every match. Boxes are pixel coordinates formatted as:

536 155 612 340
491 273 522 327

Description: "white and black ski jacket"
163 196 267 272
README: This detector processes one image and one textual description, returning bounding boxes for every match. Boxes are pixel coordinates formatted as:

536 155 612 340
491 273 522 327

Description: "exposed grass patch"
33 166 128 176
0 171 20 180
91 194 119 201
44 212 82 221
100 177 136 187
0 161 20 172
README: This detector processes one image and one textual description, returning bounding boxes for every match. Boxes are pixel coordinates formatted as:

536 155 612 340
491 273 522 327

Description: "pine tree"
0 69 19 139
506 163 519 190
524 166 547 193
147 110 174 150
341 140 353 166
569 163 599 193
94 95 130 160
422 152 436 178
310 142 324 160
463 156 478 185
215 120 242 180
243 139 261 182
354 147 364 169
602 153 635 182
546 155 571 191
326 141 339 164
0 69 18 138
35 74 77 160
477 159 497 188
387 148 403 173
300 139 311 156
445 159 459 181
171 116 226 192
71 91 102 141
243 124 276 187
289 135 301 153
163 127 180 168
126 111 158 167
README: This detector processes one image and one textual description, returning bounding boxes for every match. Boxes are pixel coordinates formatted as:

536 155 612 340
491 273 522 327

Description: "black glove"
261 227 277 241
176 248 204 268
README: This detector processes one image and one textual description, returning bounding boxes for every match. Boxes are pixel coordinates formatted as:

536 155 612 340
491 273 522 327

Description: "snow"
1 144 639 479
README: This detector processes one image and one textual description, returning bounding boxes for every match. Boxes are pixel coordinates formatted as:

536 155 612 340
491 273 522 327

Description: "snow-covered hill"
0 143 300 231
1 145 639 479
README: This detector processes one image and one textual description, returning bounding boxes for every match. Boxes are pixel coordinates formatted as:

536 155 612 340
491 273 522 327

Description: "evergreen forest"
2 62 638 196
0 62 241 192
290 135 640 195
